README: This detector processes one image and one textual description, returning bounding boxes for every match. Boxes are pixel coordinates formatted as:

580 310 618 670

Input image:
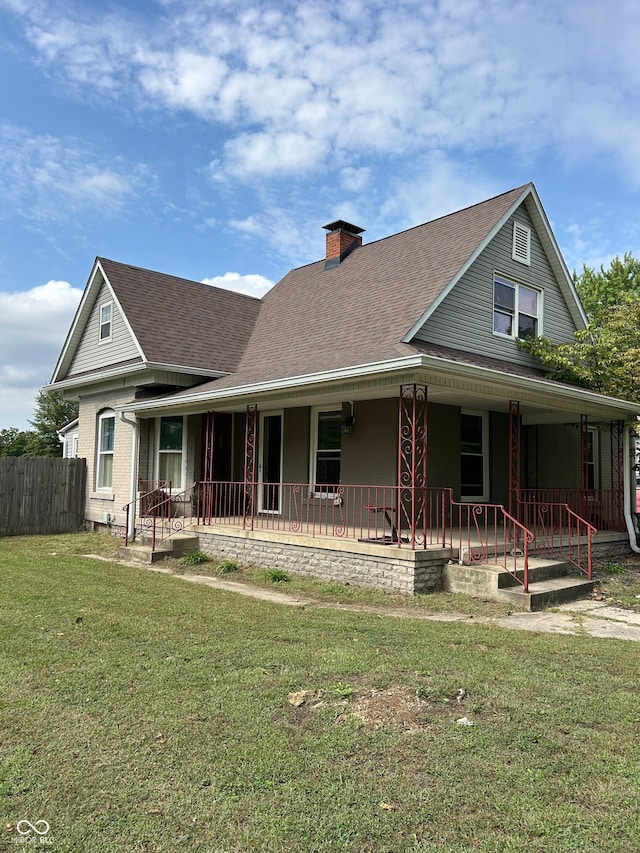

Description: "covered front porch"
123 367 637 599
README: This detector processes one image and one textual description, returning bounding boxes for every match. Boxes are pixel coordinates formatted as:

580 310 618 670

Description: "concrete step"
443 557 593 610
138 531 199 556
120 532 199 564
497 576 595 611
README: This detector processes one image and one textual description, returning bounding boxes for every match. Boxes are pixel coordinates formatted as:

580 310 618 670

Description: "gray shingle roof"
191 184 529 394
99 258 261 374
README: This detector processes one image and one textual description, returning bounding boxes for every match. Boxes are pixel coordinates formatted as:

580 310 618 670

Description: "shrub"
216 559 238 574
179 550 210 566
263 568 289 583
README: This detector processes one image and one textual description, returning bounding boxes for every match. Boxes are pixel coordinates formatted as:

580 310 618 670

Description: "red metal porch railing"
519 488 623 531
519 501 596 580
193 481 538 589
123 481 596 590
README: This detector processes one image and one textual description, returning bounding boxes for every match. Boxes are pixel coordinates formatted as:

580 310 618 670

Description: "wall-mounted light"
342 402 356 435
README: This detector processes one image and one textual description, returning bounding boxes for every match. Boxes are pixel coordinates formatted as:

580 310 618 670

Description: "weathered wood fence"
0 457 86 537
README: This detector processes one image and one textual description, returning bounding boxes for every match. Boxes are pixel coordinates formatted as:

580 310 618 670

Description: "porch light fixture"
342 402 356 435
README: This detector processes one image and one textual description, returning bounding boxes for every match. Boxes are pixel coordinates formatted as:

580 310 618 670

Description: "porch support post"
611 420 624 529
244 404 258 530
202 412 215 481
508 400 521 518
398 384 428 549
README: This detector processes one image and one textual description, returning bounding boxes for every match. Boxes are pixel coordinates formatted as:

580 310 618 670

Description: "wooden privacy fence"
0 457 86 537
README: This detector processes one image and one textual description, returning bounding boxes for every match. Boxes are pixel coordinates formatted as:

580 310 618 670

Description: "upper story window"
512 221 531 265
157 415 185 490
493 274 540 340
96 411 115 489
99 301 113 342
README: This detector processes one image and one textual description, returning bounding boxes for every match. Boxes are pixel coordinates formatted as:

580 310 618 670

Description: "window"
586 428 600 490
461 411 488 501
158 416 185 489
99 302 112 342
97 412 115 489
493 274 540 340
512 221 531 265
311 408 342 494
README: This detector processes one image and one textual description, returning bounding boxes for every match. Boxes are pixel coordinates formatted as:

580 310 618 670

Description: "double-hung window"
158 416 185 490
97 412 115 489
311 408 342 494
493 274 540 340
99 302 112 342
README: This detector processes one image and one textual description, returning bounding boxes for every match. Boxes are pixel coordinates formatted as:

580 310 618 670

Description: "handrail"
448 497 535 590
138 482 198 552
122 482 172 546
520 501 596 579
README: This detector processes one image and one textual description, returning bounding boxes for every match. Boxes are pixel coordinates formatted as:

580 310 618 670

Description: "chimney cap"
322 219 365 235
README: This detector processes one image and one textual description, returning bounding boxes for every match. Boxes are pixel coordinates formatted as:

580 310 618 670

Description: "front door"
258 412 283 513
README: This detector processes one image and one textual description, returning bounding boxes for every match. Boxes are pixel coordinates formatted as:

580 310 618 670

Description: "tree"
0 427 33 457
26 390 79 457
574 252 640 322
520 254 640 402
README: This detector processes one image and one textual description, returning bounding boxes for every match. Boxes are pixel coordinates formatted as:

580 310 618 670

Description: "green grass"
1 533 640 852
593 560 640 610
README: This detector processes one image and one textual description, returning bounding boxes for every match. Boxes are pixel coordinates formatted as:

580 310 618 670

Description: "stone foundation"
195 527 449 595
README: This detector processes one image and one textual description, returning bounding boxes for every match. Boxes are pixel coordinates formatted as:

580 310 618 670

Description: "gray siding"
415 203 579 366
68 280 140 375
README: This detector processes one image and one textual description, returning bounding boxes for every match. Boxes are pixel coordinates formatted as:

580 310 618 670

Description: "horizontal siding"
69 280 140 375
415 202 579 367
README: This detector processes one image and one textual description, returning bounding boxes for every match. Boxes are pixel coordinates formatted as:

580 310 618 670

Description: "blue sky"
1 0 639 430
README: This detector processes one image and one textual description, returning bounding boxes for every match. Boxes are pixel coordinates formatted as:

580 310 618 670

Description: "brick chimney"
322 220 364 270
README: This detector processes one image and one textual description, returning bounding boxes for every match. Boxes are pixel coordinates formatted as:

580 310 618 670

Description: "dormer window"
512 221 531 265
99 301 112 342
493 274 540 340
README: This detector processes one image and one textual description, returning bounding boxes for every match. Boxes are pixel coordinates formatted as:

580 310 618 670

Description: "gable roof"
52 258 261 383
176 182 583 399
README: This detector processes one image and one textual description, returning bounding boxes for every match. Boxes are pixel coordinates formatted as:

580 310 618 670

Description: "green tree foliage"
520 254 640 402
26 390 78 457
0 427 33 457
574 252 640 322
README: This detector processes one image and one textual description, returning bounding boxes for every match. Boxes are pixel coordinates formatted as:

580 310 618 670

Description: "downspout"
119 412 139 542
623 423 640 553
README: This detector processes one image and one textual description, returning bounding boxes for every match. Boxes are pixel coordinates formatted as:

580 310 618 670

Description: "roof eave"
116 354 640 418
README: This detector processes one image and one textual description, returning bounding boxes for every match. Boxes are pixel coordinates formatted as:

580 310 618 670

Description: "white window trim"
96 411 115 491
492 272 543 341
512 221 531 265
461 410 489 503
309 405 342 498
99 300 113 343
156 415 187 493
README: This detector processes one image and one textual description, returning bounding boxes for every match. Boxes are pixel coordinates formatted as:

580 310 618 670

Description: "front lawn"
1 534 639 852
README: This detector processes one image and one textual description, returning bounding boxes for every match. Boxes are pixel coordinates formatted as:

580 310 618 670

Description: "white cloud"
201 272 274 297
0 279 82 428
5 0 639 186
0 123 151 225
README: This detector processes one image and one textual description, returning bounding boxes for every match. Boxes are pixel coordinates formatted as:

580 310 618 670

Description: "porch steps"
443 557 594 611
119 532 199 564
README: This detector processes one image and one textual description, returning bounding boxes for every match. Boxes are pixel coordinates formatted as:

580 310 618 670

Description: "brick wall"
79 389 136 528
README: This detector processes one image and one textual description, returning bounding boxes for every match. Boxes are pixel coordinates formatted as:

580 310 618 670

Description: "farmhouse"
48 184 640 605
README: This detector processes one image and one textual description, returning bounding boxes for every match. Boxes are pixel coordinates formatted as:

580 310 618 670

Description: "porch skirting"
194 526 450 595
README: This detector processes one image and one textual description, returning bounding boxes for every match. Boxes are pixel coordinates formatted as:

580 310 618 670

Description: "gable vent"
512 221 531 265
